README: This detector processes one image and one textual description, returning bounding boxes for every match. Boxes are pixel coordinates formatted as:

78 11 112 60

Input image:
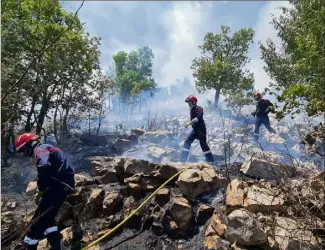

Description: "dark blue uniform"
252 99 276 141
24 144 75 250
180 105 215 164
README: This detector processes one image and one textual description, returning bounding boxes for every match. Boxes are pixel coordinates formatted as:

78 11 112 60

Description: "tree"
191 26 255 107
260 0 325 118
1 0 101 147
113 46 157 110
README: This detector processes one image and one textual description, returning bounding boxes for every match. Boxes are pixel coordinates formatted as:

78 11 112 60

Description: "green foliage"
191 26 255 106
224 90 254 115
260 0 325 118
1 0 104 142
113 45 157 104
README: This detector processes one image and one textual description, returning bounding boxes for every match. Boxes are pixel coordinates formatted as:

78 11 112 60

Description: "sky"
62 0 291 97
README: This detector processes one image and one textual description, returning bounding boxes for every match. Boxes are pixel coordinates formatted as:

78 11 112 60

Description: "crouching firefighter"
180 95 215 165
14 133 75 250
251 92 277 141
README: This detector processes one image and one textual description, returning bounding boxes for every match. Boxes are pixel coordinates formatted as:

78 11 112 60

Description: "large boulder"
262 216 320 250
112 138 136 152
176 163 228 198
226 179 284 213
225 209 268 246
87 156 124 180
169 197 193 234
240 157 296 180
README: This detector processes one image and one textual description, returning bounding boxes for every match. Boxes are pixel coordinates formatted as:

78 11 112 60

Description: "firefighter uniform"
23 144 75 250
180 105 215 164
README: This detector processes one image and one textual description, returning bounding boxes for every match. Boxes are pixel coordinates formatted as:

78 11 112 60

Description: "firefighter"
180 95 215 165
14 133 75 250
251 92 277 141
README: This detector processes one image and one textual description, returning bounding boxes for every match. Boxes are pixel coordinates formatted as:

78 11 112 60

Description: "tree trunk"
53 104 59 143
214 88 221 107
25 95 37 132
62 108 70 136
96 105 103 145
36 92 50 135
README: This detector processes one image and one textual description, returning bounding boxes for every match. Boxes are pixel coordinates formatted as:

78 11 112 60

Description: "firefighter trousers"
254 115 276 141
180 129 215 164
23 187 69 250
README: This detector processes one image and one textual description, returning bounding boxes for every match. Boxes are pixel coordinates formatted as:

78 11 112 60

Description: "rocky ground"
1 112 325 250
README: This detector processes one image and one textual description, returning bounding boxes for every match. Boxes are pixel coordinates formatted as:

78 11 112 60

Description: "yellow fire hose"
81 165 193 250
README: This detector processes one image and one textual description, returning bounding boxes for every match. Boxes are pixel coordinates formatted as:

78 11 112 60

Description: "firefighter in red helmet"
251 92 276 141
14 133 75 250
180 95 216 165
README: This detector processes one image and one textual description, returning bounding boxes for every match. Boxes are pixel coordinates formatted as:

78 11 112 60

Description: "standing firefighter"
14 133 75 250
180 95 215 165
251 92 276 141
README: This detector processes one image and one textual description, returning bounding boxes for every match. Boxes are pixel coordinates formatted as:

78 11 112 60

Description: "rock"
75 174 93 186
225 209 267 246
226 179 284 213
66 187 88 205
155 188 170 206
204 211 228 249
103 192 123 216
61 227 73 244
268 216 320 250
140 177 162 191
88 156 123 180
176 164 228 198
37 239 49 250
85 189 105 217
131 128 145 136
113 138 136 152
26 181 38 196
150 162 182 180
240 157 296 180
127 182 142 197
147 146 177 162
196 204 214 225
124 158 156 176
141 130 173 143
169 197 193 234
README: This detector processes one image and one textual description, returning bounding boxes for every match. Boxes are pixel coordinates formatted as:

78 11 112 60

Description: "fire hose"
81 164 195 250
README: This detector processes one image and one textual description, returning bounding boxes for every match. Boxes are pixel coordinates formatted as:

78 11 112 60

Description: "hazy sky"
62 1 290 94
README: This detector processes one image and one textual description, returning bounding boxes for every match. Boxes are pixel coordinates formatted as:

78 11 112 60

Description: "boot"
47 231 63 250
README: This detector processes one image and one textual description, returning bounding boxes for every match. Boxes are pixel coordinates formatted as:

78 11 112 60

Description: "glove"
265 108 270 114
35 190 47 205
184 121 192 128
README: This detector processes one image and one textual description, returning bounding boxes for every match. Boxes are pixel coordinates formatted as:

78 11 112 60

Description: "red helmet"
185 95 198 104
14 133 40 152
253 92 261 99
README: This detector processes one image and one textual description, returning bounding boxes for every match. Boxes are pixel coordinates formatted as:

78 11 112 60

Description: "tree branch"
1 0 85 104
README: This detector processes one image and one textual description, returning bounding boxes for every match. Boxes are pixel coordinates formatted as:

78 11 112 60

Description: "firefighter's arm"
185 107 204 128
265 101 275 114
35 151 54 192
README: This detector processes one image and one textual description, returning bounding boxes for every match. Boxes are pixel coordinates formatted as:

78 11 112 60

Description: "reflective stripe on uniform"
203 150 211 154
24 236 39 245
44 226 58 235
182 148 190 152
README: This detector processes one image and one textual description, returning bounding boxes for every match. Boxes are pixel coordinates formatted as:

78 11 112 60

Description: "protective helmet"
14 133 40 153
253 92 261 99
185 95 198 104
